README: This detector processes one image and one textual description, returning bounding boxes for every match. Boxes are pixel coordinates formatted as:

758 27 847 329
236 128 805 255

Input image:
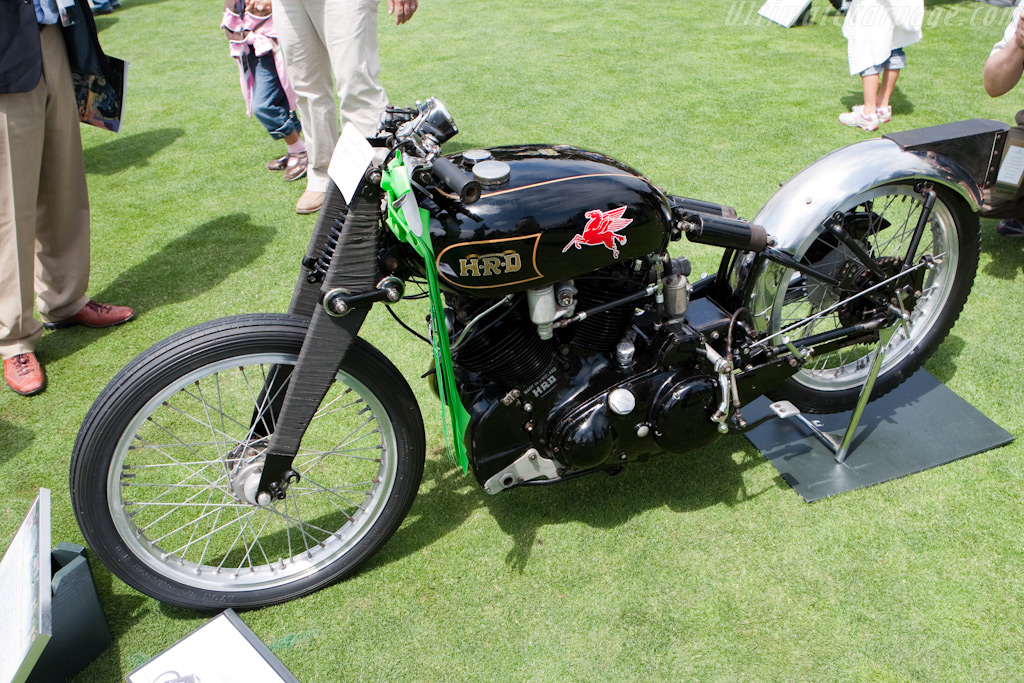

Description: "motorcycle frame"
254 119 1006 500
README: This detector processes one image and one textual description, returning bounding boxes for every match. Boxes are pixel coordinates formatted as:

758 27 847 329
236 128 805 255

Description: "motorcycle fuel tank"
426 145 673 297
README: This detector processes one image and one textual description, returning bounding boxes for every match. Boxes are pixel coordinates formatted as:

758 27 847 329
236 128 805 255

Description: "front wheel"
750 183 979 413
71 314 425 610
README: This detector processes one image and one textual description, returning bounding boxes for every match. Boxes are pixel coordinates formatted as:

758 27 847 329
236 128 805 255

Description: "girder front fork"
253 181 382 502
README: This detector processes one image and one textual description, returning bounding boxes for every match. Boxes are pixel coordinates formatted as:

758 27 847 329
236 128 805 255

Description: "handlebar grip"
668 195 738 220
430 157 483 205
683 213 768 252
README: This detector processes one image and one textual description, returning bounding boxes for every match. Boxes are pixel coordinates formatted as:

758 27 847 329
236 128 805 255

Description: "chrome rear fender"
727 134 988 324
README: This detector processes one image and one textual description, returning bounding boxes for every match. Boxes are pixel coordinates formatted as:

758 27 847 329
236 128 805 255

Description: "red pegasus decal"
562 206 633 259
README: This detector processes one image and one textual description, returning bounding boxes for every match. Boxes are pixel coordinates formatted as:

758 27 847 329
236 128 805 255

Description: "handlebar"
378 98 488 205
430 156 483 205
679 211 769 252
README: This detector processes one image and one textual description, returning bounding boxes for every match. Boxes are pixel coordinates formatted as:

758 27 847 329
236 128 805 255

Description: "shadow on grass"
374 440 770 575
65 443 768 623
93 16 118 32
0 418 35 464
93 0 173 32
839 86 913 117
84 128 185 175
980 217 1024 280
487 441 769 572
36 213 276 365
368 455 486 570
926 333 967 385
114 0 174 10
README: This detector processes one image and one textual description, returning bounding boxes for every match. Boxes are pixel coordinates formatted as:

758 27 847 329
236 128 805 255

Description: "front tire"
71 314 425 610
751 183 978 413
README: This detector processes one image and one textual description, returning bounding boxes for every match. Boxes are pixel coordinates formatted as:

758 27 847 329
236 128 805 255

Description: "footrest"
769 401 800 419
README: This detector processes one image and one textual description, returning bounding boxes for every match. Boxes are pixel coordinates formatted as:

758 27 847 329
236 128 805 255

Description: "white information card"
127 610 299 683
0 489 52 683
328 122 375 204
996 143 1024 187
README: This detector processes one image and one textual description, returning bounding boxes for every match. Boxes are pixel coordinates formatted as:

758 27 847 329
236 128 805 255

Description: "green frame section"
381 153 471 472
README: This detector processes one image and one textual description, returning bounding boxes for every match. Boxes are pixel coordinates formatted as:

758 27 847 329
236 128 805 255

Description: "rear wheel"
754 183 978 413
71 314 425 610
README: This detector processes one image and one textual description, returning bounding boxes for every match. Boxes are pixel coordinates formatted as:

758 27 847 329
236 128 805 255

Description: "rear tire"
755 183 978 413
71 314 425 610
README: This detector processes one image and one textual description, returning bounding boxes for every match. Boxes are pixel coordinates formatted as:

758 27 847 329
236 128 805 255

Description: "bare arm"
985 15 1024 97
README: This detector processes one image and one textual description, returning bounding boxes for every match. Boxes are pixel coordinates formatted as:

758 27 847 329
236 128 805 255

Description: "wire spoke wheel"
755 183 978 412
72 314 424 609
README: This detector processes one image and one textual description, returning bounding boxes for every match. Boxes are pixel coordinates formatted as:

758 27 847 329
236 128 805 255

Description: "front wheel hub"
227 438 272 506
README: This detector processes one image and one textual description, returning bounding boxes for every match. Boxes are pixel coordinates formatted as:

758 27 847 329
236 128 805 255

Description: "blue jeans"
859 48 907 78
244 51 301 140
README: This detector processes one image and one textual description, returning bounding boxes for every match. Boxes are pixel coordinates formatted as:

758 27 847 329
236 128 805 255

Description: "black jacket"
0 0 44 94
0 0 107 95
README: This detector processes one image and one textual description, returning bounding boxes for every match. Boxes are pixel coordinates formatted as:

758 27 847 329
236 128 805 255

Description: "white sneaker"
853 104 891 123
839 109 879 131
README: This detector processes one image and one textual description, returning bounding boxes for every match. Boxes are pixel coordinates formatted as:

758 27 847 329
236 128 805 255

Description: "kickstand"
769 324 900 464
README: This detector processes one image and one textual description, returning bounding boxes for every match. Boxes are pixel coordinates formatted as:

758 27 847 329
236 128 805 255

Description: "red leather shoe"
43 300 135 330
4 353 46 396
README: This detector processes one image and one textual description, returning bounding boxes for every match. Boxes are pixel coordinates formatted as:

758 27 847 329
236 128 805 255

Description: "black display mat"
743 370 1014 502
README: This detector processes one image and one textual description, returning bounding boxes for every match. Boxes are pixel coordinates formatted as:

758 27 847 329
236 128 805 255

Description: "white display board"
758 0 813 27
127 610 299 683
0 489 52 683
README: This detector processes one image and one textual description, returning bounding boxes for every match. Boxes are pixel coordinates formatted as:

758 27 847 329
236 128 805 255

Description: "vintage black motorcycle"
70 99 1007 610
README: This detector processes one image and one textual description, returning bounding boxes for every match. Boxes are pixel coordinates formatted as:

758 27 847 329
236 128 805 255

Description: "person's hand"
245 0 271 16
387 0 417 25
1015 14 1024 52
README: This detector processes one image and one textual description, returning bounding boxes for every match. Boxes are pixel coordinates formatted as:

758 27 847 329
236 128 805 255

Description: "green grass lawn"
3 0 1024 680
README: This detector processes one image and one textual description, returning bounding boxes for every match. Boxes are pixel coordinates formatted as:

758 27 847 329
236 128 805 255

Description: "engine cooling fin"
452 305 555 388
571 276 642 353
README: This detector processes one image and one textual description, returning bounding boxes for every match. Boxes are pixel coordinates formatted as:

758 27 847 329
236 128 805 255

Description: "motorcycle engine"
449 261 721 488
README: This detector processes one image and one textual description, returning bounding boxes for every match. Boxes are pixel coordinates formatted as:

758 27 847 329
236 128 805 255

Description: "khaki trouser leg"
0 25 90 360
275 0 386 193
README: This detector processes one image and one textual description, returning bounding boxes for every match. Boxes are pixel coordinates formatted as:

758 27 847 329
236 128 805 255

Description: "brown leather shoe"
4 353 46 396
283 152 308 181
267 154 288 172
43 300 135 329
296 190 325 214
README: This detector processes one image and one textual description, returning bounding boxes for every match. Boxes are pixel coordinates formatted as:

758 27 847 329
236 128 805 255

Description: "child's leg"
250 51 300 141
861 73 879 116
878 68 899 109
877 49 905 110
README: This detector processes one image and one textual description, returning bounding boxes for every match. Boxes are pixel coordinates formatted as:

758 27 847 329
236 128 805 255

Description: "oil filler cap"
462 149 492 167
473 160 511 186
607 388 636 416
